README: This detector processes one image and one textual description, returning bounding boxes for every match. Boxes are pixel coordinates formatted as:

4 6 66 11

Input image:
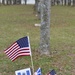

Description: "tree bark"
35 0 39 12
60 0 63 5
55 0 58 5
63 0 65 5
39 0 51 55
71 0 73 6
25 0 27 5
66 0 68 5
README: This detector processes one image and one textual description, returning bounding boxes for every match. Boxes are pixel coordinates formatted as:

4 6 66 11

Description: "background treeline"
0 0 75 6
51 0 75 6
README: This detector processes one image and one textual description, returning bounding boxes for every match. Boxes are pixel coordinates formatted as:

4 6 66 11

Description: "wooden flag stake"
28 36 34 74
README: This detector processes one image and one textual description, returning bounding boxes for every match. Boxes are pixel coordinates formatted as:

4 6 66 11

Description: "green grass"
0 5 75 75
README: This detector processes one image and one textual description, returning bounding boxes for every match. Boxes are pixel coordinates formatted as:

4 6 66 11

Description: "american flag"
4 36 31 61
34 68 42 75
47 69 57 75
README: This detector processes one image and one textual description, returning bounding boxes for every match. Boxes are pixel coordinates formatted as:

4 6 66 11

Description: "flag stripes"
4 36 31 61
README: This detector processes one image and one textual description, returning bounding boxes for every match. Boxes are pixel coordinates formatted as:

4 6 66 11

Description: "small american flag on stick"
47 69 57 75
4 36 31 61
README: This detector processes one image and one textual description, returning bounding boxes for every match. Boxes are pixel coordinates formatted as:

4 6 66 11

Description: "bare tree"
25 0 27 5
63 0 65 5
39 0 51 55
59 0 63 5
66 0 68 5
0 0 1 5
71 0 73 6
35 0 39 12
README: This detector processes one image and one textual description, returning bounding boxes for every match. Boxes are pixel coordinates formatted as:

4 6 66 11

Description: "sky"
27 0 35 4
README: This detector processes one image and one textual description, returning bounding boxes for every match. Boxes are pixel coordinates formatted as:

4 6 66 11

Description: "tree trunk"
0 0 1 5
55 0 58 5
60 0 63 5
66 0 69 5
25 0 27 5
35 0 39 12
71 0 73 6
63 0 65 5
39 0 51 55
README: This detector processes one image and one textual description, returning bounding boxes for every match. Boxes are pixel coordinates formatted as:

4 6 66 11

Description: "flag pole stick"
30 53 34 74
28 36 34 74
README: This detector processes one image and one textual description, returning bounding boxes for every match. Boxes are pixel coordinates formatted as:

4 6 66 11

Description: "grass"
0 5 75 75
